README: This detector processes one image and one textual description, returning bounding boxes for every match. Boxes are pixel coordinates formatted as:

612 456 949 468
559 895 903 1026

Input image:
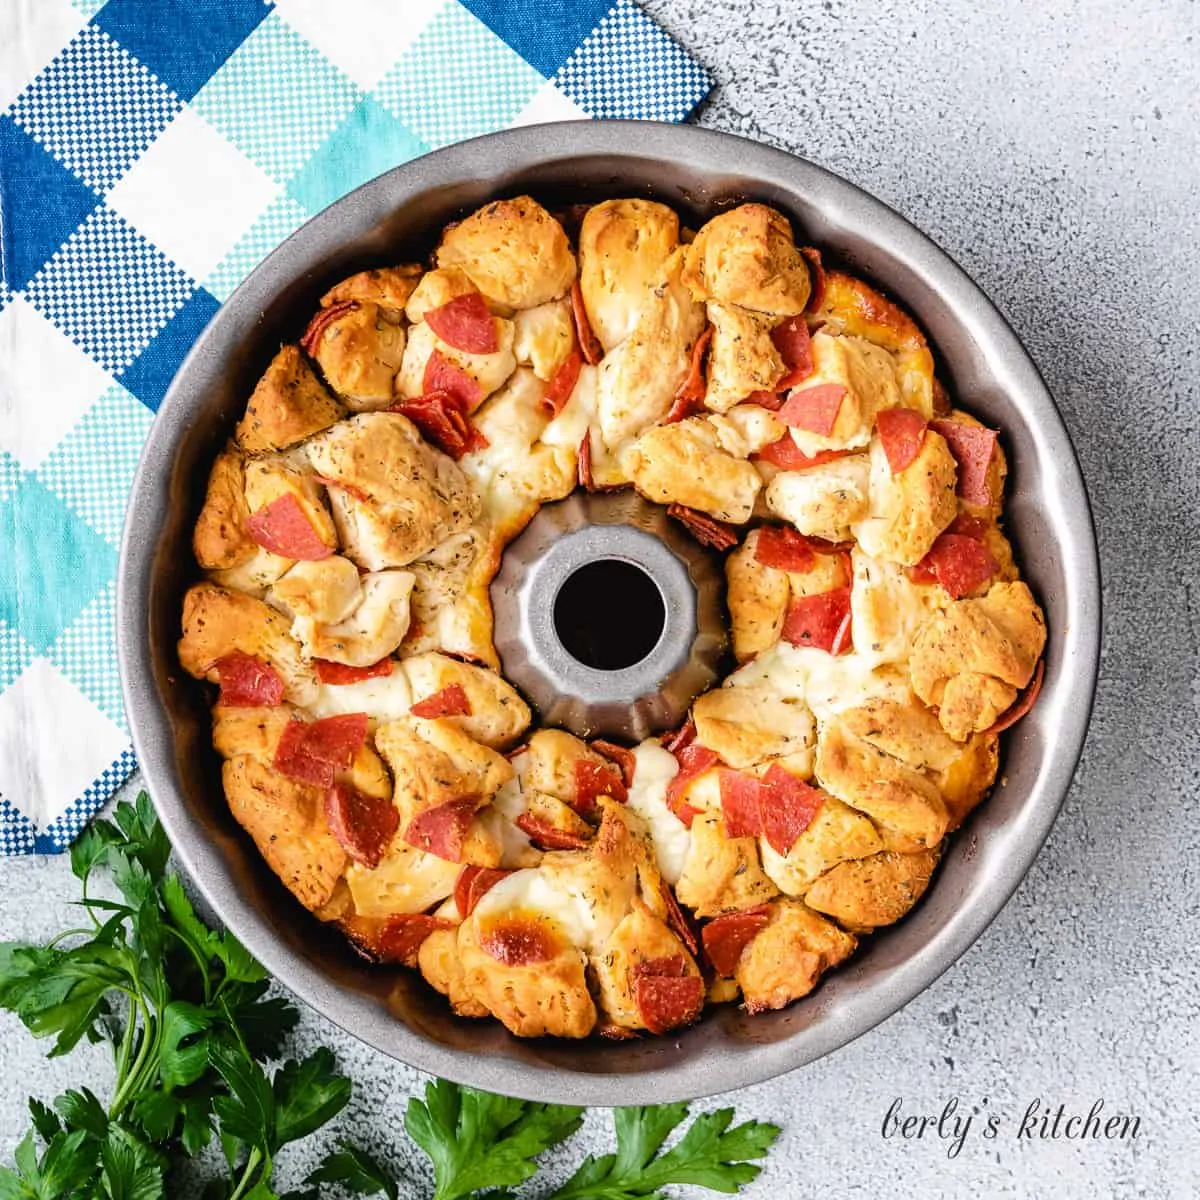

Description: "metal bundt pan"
117 123 1101 1105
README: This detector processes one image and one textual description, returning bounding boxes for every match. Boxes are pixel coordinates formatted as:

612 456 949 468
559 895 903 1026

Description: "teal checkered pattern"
0 0 711 854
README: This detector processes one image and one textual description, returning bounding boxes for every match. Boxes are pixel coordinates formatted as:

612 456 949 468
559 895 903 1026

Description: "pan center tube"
490 492 727 741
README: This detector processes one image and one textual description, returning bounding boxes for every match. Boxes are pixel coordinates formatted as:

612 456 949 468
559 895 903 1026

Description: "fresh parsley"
0 794 781 1199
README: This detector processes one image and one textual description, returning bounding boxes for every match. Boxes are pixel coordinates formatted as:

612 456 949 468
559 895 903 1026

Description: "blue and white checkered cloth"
0 0 711 855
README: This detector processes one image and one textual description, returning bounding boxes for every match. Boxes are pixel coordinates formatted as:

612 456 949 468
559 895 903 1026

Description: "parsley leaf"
272 1048 352 1147
405 1080 583 1200
306 1138 399 1197
548 1105 781 1199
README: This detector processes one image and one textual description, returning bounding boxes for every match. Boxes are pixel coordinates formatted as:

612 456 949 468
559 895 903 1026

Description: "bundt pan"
117 122 1100 1105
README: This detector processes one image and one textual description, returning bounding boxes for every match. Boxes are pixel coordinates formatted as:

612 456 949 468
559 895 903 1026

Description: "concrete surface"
3 0 1198 1195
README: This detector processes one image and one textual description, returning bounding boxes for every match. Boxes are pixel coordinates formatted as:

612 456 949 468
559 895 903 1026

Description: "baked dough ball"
765 454 872 544
342 842 460 919
417 927 489 1018
235 345 343 453
395 317 516 409
243 455 337 555
512 298 575 381
682 204 812 315
322 265 424 321
401 527 500 669
815 719 949 851
305 412 479 569
759 794 884 896
704 302 786 413
306 301 406 410
804 847 940 932
399 651 531 749
692 684 814 770
909 580 1046 740
193 443 255 571
178 582 317 706
579 198 681 352
675 810 779 918
403 266 478 324
725 532 791 661
222 755 346 913
853 430 958 566
286 568 416 668
436 196 576 310
625 416 762 523
594 248 706 453
735 900 856 1013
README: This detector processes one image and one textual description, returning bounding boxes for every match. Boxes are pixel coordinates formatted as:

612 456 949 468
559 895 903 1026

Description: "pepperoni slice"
759 765 824 856
300 300 357 356
779 383 847 436
800 246 826 313
314 657 393 685
635 968 705 1035
876 407 928 474
479 915 562 965
701 907 771 977
770 315 814 389
324 781 400 868
781 587 853 655
274 713 369 787
394 390 488 460
376 914 456 967
929 420 998 506
513 814 592 850
741 388 785 410
425 293 498 355
668 504 739 551
660 880 698 955
910 532 998 599
570 281 603 365
543 345 583 416
315 474 368 502
753 434 851 470
403 798 478 862
574 758 627 813
423 350 485 412
754 526 816 572
454 865 512 919
985 658 1045 735
246 493 332 561
662 715 697 757
410 683 472 719
673 325 713 410
665 740 720 826
213 652 284 707
578 432 595 490
591 740 637 788
718 769 764 839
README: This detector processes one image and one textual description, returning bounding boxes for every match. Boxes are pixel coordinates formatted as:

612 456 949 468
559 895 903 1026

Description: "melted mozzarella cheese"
625 741 691 884
487 755 538 868
540 363 598 451
305 670 413 723
472 867 597 950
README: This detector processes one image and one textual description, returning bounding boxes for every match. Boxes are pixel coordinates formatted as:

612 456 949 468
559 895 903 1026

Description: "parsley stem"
227 1147 263 1200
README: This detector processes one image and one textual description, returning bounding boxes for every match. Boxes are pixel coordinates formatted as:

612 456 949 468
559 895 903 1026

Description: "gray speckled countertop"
3 1 1198 1195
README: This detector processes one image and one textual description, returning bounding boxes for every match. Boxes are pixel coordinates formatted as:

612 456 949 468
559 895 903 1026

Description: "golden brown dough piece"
804 847 939 931
178 582 317 706
306 302 406 410
243 455 337 554
692 685 813 769
321 265 423 320
235 345 343 453
764 454 873 544
394 318 516 407
703 302 785 413
815 719 949 851
625 417 762 522
736 900 856 1013
760 794 884 896
855 431 957 566
223 755 346 913
401 528 500 669
400 652 531 749
288 570 416 668
343 842 461 919
909 580 1046 741
436 196 576 310
935 733 1000 831
403 266 478 324
591 901 701 1033
675 810 779 918
593 248 706 456
193 443 255 571
417 928 489 1018
725 532 790 661
578 198 681 352
523 729 619 806
305 412 480 570
682 204 812 315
